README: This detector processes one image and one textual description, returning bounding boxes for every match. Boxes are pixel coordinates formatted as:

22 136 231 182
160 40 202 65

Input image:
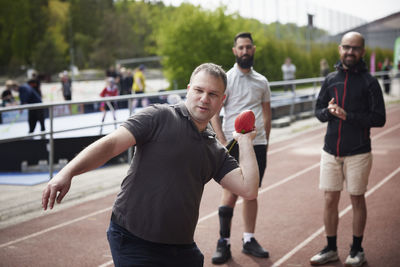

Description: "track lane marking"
0 207 111 249
94 100 400 267
269 132 324 155
98 260 113 267
371 121 400 140
270 119 400 266
0 162 322 249
0 126 327 248
271 166 400 267
1 107 399 267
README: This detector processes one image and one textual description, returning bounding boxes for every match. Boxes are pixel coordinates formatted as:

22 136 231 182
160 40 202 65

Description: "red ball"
234 110 255 134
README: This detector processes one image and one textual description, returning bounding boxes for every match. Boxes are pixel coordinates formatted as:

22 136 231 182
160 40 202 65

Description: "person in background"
1 86 16 124
99 77 119 134
377 61 383 71
310 32 386 267
1 86 17 107
119 67 133 96
118 67 133 109
60 71 72 101
41 63 260 267
320 58 330 77
29 71 42 97
106 65 118 79
60 71 73 114
132 64 148 112
382 58 392 95
210 32 271 264
7 79 46 133
281 57 296 92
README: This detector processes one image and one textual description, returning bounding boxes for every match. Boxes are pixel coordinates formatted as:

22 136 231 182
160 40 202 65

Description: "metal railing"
0 90 187 177
0 71 396 176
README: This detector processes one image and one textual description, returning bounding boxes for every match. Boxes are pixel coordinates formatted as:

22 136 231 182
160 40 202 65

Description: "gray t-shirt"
112 103 239 244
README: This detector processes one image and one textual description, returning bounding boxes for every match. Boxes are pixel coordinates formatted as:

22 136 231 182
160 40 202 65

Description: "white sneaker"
310 246 339 265
345 250 366 267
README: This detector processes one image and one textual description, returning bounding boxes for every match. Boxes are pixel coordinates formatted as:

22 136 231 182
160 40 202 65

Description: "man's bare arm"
220 131 259 199
42 127 135 210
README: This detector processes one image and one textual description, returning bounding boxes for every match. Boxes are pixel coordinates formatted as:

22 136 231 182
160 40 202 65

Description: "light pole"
307 13 314 53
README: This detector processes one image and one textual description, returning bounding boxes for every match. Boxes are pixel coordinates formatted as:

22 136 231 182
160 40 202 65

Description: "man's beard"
236 54 254 69
342 55 358 69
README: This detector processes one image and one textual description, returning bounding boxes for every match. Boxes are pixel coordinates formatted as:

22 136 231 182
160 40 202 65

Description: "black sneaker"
242 238 269 258
211 239 231 264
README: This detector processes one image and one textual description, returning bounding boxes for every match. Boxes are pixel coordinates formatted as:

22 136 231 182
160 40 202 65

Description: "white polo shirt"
223 63 271 145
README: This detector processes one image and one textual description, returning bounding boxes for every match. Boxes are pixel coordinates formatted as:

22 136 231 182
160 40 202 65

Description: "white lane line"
0 207 111 249
97 105 400 266
2 110 398 265
271 121 400 266
269 133 324 155
259 163 321 194
271 166 400 267
198 162 321 224
97 260 114 267
372 122 400 140
199 117 400 225
0 162 321 249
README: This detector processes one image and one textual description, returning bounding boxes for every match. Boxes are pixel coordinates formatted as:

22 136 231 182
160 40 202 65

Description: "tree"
89 0 164 69
32 0 70 76
0 0 49 75
154 4 233 89
69 0 114 68
0 0 393 80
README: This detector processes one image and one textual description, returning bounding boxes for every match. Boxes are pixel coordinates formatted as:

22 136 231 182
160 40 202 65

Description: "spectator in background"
320 58 330 77
1 86 18 124
132 64 148 112
28 70 42 97
377 61 383 71
1 87 17 107
99 77 119 134
118 67 134 109
382 58 392 95
60 71 72 101
119 67 133 96
7 80 45 133
106 65 121 87
106 66 118 79
281 57 296 92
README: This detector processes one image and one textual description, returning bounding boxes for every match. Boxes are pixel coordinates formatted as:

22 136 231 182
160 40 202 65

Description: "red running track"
1 105 400 267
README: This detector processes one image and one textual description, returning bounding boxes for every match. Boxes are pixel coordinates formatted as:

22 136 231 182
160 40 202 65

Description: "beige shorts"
319 150 372 195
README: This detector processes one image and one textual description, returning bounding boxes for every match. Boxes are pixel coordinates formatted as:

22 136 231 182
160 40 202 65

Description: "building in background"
325 11 400 50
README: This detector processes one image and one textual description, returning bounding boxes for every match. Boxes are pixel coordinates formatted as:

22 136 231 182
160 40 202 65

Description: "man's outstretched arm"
42 127 135 210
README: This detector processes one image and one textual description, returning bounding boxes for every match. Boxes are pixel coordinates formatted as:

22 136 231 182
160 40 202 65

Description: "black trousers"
28 109 45 133
107 219 204 267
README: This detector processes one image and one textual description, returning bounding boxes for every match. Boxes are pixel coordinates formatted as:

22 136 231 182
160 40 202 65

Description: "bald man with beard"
310 32 386 266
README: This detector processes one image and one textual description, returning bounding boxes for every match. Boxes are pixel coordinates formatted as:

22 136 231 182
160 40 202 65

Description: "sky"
313 0 400 22
162 0 400 34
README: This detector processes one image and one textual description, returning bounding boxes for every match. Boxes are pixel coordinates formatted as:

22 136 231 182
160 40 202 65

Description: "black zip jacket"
315 60 386 157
